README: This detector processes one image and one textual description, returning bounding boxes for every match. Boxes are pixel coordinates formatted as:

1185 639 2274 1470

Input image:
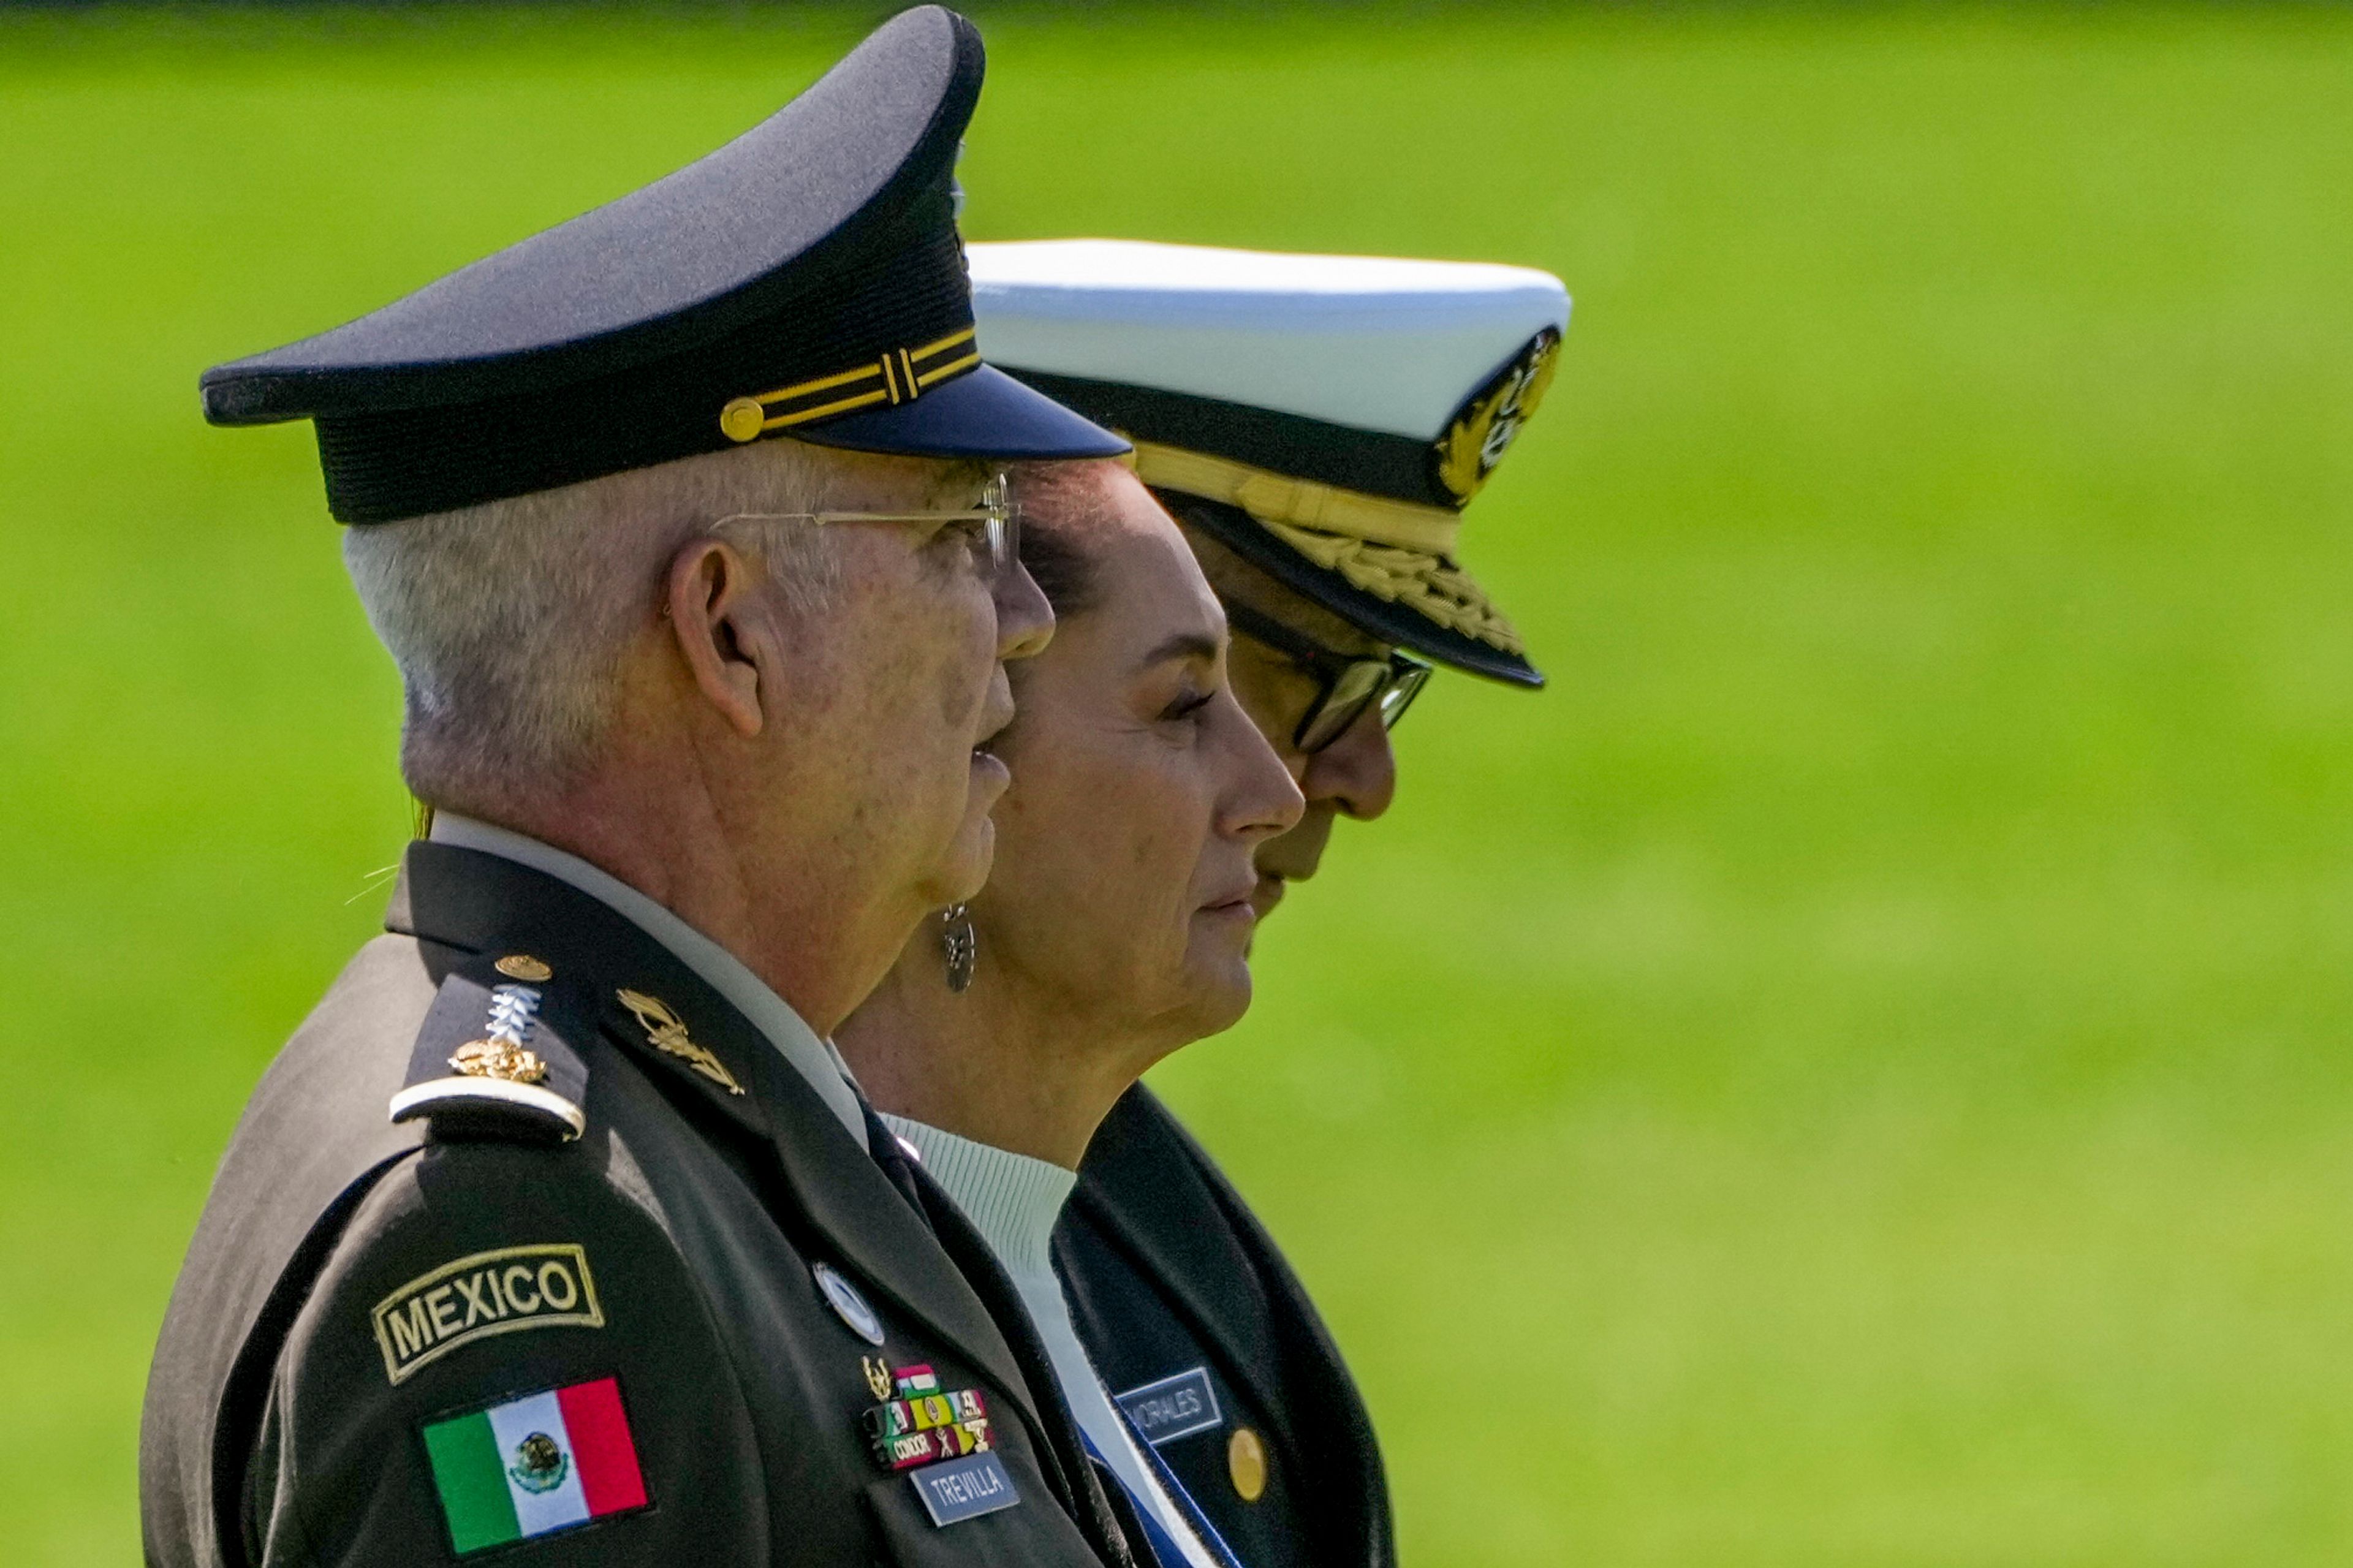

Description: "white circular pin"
812 1261 885 1346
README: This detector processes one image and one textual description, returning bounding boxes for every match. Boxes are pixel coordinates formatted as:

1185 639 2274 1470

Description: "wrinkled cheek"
937 664 970 729
934 608 998 729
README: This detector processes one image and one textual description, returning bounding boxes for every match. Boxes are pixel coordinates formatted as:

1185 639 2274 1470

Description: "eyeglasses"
1221 596 1431 753
715 473 1020 577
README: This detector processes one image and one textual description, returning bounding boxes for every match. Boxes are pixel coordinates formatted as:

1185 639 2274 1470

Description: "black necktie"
852 1097 1142 1568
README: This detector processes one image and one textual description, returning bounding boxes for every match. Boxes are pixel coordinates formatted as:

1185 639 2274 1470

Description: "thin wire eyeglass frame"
713 473 1020 577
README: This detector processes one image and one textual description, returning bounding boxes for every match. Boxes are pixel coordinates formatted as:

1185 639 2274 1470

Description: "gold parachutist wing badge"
615 988 745 1096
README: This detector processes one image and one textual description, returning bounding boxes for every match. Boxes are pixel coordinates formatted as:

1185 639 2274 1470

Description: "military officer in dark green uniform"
967 240 1570 1568
138 15 1158 1568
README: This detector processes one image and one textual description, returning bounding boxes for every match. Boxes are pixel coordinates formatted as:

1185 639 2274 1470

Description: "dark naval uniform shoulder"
1056 1085 1396 1568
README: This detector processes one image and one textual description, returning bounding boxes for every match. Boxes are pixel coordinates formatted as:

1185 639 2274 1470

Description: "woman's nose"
1219 693 1306 841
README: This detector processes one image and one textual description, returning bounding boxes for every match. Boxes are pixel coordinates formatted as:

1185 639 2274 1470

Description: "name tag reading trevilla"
910 1452 1020 1527
372 1243 605 1384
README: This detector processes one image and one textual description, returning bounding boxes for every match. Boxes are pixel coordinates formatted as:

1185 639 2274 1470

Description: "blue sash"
1079 1403 1247 1568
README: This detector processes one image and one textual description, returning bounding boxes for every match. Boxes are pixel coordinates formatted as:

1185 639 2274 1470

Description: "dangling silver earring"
940 904 976 993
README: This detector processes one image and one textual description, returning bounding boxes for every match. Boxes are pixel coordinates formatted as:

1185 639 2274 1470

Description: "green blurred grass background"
6 3 2352 1562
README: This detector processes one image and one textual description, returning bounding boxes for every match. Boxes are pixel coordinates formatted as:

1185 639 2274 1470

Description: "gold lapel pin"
615 989 745 1096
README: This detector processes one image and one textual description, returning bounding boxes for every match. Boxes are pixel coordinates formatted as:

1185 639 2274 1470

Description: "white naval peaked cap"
968 239 1570 687
969 240 1567 441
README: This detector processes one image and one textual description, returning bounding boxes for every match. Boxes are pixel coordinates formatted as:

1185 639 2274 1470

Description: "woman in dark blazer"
847 240 1568 1568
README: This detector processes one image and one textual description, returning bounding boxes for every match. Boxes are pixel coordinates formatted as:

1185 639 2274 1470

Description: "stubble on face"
765 456 1010 923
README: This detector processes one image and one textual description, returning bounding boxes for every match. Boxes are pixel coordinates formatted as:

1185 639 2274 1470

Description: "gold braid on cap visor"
1129 441 1525 657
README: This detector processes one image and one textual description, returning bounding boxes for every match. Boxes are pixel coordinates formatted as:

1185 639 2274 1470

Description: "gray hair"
342 439 843 813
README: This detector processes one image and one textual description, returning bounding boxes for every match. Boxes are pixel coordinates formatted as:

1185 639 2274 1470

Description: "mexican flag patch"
421 1376 650 1554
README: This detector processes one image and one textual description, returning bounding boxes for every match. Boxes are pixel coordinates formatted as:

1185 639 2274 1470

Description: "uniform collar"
426 812 868 1148
388 838 1061 1450
1063 1086 1289 1428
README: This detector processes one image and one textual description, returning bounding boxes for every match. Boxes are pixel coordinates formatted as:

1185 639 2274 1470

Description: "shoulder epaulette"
389 952 588 1142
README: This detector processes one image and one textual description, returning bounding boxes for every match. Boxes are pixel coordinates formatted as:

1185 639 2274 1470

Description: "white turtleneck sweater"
881 1116 1219 1568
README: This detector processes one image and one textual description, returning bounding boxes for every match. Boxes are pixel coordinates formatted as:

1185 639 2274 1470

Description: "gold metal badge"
863 1355 894 1402
1433 327 1560 504
719 396 766 444
616 989 745 1096
495 953 553 982
1228 1426 1268 1502
445 977 551 1084
449 1037 550 1086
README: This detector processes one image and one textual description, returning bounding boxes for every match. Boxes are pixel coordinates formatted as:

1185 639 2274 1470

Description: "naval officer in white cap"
962 240 1567 1568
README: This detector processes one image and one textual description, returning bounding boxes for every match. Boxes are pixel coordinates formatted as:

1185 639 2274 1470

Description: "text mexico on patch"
372 1243 605 1384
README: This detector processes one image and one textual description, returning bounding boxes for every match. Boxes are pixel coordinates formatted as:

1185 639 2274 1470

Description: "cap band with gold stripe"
719 327 983 442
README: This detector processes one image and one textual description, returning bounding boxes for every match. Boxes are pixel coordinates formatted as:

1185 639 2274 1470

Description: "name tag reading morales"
372 1243 605 1384
1115 1365 1224 1445
909 1452 1020 1528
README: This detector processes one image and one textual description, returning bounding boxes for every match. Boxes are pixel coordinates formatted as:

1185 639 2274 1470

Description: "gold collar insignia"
615 988 745 1096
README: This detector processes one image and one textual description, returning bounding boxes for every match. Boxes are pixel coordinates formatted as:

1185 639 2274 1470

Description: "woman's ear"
665 538 778 738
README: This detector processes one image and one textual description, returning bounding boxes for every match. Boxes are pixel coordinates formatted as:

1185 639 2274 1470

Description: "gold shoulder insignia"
616 988 745 1096
450 1037 548 1085
449 977 550 1083
1434 327 1561 505
495 952 553 982
388 972 583 1142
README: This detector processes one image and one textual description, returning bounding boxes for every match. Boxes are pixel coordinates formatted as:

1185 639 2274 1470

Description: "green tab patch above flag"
422 1377 650 1555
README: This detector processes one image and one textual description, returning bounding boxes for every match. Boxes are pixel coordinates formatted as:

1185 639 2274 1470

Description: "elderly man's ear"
666 538 784 738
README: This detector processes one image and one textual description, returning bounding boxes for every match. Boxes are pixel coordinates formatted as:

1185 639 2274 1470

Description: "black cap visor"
1165 491 1544 689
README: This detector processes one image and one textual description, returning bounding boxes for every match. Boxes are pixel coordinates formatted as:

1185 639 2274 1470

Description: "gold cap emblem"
1433 327 1560 504
495 953 553 983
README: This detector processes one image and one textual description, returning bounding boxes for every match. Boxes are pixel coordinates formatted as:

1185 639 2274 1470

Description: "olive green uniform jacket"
142 843 1139 1568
